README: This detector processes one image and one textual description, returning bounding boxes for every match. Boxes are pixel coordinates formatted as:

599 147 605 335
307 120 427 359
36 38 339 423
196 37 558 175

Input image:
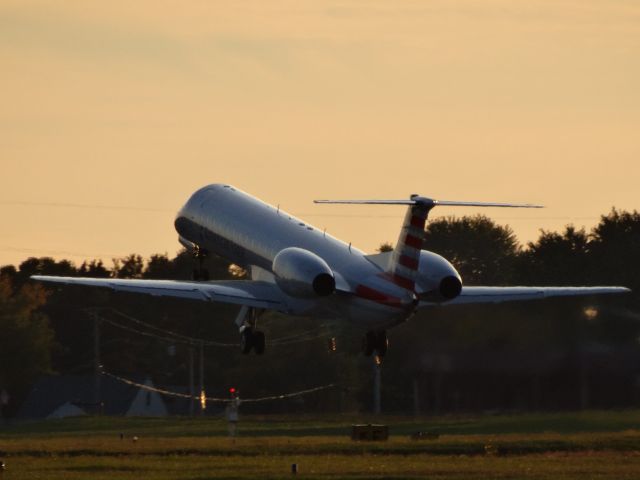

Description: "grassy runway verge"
1 411 639 479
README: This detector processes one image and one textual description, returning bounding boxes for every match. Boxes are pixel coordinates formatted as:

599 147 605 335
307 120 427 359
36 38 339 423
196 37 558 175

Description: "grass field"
1 411 640 479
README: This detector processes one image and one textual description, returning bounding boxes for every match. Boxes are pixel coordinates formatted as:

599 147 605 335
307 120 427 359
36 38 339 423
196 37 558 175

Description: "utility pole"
188 345 195 416
93 313 101 414
373 360 381 415
199 341 205 415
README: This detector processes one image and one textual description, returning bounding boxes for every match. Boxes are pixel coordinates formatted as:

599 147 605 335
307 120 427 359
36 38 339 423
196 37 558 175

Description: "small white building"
47 401 87 419
126 378 168 416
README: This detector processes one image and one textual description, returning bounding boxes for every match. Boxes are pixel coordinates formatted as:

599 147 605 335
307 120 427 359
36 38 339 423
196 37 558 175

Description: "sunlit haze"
1 1 638 267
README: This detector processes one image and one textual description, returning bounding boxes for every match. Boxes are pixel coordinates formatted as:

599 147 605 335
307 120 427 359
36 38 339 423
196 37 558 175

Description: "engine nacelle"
414 250 463 301
272 247 336 298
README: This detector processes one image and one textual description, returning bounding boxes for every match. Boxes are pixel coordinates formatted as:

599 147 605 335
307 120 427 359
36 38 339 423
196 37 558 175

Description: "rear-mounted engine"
414 250 463 302
272 247 336 298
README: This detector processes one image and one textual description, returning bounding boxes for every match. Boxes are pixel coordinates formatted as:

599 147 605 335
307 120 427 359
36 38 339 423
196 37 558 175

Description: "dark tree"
78 260 110 278
520 226 590 285
0 274 54 414
377 242 394 253
144 254 174 279
589 208 640 295
17 257 76 278
424 215 520 285
113 254 144 278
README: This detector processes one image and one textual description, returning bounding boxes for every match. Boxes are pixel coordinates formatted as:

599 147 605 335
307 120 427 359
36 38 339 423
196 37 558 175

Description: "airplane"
32 184 630 359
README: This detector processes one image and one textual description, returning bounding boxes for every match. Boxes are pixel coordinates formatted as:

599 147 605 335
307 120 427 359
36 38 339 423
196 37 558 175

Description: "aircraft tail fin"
387 202 430 290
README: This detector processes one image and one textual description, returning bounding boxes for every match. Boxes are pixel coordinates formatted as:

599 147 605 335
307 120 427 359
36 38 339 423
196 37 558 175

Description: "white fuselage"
174 184 419 329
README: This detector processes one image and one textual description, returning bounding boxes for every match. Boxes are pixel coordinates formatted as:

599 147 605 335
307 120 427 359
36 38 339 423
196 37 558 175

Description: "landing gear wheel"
240 328 265 355
240 328 254 354
362 331 376 357
253 331 265 355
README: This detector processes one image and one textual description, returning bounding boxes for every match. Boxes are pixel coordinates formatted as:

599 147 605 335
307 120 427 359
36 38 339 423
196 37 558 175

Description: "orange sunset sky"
1 1 639 268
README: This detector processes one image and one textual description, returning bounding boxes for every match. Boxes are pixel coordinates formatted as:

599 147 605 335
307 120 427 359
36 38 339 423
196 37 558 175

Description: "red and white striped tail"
388 202 430 291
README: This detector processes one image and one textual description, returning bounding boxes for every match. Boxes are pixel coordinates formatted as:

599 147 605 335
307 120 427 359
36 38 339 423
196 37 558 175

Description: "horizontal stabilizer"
433 200 543 208
315 199 417 205
315 196 543 209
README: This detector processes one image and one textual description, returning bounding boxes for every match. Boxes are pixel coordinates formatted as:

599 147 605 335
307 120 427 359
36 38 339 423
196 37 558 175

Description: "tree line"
0 208 638 415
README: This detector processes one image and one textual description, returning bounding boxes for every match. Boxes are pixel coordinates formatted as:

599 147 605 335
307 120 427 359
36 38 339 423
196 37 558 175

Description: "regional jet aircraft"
33 184 630 358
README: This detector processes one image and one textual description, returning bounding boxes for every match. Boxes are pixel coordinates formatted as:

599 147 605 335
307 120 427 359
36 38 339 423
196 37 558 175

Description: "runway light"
584 306 598 321
200 389 207 410
484 443 497 456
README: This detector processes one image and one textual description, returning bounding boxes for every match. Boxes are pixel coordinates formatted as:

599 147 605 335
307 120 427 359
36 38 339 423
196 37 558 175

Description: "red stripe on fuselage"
355 285 405 308
392 274 414 290
378 272 416 292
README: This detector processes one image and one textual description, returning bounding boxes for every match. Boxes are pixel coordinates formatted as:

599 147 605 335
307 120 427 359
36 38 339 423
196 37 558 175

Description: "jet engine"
414 250 463 301
272 247 336 298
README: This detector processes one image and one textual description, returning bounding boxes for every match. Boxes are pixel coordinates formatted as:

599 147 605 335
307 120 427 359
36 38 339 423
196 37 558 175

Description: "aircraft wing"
31 276 287 310
420 286 630 307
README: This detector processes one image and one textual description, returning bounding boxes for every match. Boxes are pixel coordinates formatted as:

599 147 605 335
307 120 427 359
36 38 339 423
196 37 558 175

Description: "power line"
89 309 237 348
268 326 334 345
102 370 337 404
107 308 235 346
99 316 203 347
0 246 126 259
0 200 171 213
88 308 335 348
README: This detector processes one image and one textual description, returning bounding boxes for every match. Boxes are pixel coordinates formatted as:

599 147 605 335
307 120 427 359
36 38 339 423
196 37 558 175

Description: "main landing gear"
191 246 209 281
362 330 388 360
235 306 266 355
240 326 266 355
